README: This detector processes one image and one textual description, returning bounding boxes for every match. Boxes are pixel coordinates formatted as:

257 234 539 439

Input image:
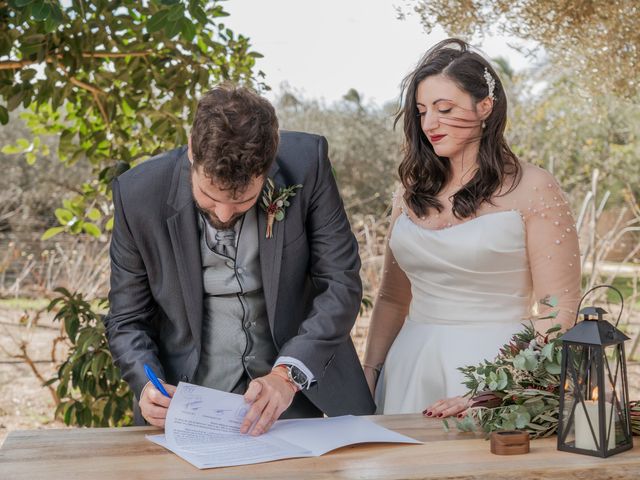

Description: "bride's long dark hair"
395 38 521 219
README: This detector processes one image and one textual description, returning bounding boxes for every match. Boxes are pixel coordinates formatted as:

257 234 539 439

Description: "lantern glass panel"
560 351 577 447
565 344 602 451
604 344 628 449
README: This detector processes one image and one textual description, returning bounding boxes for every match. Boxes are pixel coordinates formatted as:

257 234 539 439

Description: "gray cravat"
213 229 236 259
200 212 237 259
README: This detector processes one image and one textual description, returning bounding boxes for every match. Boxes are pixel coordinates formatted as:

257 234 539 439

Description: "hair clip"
483 68 496 101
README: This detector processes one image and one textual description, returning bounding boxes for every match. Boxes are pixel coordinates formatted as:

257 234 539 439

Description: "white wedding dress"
375 210 530 413
369 164 582 414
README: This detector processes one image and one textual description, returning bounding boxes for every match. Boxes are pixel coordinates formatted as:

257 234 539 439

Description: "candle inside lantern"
574 387 616 450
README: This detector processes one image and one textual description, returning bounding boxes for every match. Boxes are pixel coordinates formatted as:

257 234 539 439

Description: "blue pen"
144 363 171 398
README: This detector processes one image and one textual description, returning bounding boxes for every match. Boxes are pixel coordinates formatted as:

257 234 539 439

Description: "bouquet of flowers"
451 321 640 439
449 322 564 438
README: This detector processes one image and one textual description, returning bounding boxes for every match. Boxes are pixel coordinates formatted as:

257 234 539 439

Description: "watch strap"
271 365 299 392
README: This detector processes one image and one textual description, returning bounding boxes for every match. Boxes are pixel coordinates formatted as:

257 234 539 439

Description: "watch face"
289 365 308 386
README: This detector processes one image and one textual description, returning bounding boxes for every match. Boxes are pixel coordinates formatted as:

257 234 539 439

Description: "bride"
363 39 581 417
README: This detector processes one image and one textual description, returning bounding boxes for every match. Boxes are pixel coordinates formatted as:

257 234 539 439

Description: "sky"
224 0 542 106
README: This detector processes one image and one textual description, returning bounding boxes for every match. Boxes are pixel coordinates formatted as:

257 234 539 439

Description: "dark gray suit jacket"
103 131 376 419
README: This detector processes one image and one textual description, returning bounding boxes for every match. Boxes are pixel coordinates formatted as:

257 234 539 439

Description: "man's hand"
240 370 296 436
139 381 177 428
423 396 470 419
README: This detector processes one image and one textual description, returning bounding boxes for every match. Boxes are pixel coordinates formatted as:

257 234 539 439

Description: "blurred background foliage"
403 0 639 99
276 89 402 218
0 0 639 430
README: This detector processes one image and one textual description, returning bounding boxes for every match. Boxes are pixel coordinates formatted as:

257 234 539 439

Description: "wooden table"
1 414 638 479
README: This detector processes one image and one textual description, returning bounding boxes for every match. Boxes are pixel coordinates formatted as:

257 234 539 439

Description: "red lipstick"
429 134 446 143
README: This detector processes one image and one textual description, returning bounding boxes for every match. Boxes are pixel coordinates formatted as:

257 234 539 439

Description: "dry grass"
0 236 110 299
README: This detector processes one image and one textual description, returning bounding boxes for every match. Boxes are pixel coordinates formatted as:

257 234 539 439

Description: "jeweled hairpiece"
483 68 496 101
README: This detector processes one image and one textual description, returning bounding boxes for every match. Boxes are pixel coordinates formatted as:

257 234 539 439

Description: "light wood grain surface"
0 414 638 479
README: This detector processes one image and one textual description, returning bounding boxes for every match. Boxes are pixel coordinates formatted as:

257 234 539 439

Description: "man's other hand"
240 370 296 435
140 381 177 428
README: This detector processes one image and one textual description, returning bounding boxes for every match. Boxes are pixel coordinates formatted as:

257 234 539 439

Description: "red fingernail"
457 413 464 418
426 411 433 417
437 413 443 418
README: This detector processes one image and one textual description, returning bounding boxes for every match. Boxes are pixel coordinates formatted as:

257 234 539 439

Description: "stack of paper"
147 382 420 469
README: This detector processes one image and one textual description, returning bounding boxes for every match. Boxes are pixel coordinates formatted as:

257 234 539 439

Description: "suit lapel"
167 151 203 346
258 161 283 330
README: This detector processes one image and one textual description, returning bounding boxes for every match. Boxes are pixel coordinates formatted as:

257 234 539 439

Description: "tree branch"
82 51 152 58
68 75 102 96
0 55 112 128
19 343 59 405
0 324 59 405
64 67 109 126
0 59 36 70
0 51 152 70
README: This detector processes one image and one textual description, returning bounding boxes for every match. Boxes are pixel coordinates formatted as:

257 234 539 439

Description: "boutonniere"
260 178 302 239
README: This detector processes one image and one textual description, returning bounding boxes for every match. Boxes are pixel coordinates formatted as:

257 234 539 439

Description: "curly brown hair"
190 84 279 194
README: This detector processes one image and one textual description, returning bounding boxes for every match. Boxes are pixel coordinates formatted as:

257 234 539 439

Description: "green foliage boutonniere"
260 178 302 239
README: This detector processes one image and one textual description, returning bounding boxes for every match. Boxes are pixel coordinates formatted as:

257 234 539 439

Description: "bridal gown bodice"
375 209 533 414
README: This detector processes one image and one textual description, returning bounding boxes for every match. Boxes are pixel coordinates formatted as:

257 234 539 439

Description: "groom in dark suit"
103 84 375 435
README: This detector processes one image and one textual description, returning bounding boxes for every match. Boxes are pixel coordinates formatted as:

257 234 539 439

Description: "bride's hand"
363 366 378 396
423 396 470 418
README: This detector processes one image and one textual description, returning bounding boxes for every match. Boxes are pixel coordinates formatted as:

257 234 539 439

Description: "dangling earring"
482 120 486 129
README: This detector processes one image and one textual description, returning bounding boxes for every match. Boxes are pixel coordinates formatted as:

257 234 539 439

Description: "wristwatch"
281 364 309 391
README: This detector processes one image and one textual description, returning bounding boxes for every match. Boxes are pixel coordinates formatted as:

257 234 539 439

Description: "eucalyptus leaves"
448 323 564 437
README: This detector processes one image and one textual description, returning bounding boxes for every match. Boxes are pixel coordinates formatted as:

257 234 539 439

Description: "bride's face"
415 74 483 160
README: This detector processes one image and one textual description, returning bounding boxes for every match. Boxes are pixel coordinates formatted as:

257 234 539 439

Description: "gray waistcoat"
193 207 277 392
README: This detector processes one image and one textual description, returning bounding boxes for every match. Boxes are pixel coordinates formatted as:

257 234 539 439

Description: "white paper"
146 382 420 469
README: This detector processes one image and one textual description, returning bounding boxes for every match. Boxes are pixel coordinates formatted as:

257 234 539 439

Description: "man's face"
190 166 264 230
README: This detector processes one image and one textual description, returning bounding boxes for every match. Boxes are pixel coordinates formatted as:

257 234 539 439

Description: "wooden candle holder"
490 430 530 455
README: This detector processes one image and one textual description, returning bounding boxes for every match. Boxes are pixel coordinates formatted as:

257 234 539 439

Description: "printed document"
146 382 420 469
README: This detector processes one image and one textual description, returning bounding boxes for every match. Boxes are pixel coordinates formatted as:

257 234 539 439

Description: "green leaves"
513 348 539 371
55 207 74 225
147 3 197 40
41 226 65 240
2 0 265 245
457 323 565 438
181 18 197 42
540 342 554 361
498 406 531 430
0 106 8 125
544 362 561 375
82 222 101 238
167 3 185 21
31 1 51 21
47 289 133 427
7 90 26 111
1 137 29 154
487 369 509 391
147 8 170 33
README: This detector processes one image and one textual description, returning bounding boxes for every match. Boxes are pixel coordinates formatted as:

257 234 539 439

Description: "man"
103 85 375 435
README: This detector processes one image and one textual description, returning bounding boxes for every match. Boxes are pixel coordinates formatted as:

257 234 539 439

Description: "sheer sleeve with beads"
363 190 412 372
501 164 582 330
